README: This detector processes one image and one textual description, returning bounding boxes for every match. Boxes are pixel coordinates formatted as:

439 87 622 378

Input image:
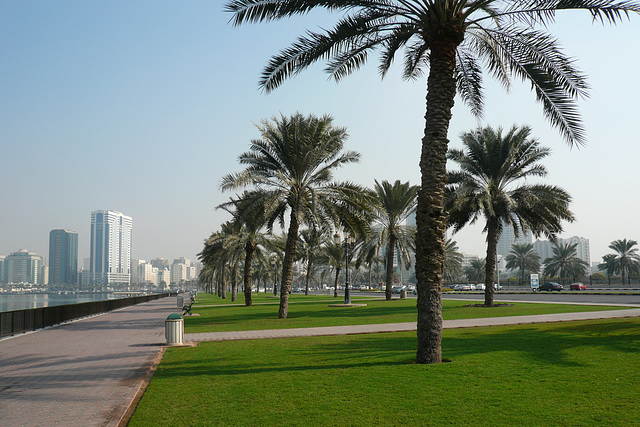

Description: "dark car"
538 282 563 292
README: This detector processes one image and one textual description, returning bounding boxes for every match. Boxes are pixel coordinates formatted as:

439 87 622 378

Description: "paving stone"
0 297 178 427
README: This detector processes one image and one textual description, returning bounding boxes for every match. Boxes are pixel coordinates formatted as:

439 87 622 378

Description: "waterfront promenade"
0 296 178 427
2 294 640 427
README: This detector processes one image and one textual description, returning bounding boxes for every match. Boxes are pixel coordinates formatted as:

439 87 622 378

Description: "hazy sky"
1 1 639 265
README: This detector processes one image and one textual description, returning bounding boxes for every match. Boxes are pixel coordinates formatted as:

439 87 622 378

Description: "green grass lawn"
184 292 625 333
130 317 640 426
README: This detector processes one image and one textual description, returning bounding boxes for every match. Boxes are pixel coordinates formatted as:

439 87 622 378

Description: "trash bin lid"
167 313 183 320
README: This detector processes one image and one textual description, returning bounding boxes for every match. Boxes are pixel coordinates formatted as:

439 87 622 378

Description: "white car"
476 283 486 290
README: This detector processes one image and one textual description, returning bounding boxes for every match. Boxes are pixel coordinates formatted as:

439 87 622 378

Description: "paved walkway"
0 297 179 427
186 309 640 342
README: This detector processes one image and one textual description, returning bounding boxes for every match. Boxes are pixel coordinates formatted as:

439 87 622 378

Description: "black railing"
0 293 172 339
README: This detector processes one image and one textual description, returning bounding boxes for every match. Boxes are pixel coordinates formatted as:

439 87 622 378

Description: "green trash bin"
165 313 184 345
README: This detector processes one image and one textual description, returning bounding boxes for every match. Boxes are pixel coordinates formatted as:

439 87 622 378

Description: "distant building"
461 253 480 269
497 221 533 257
131 259 145 284
534 236 590 266
171 258 191 285
0 255 5 284
49 229 79 286
3 249 43 285
131 259 159 286
158 268 171 289
560 236 590 266
90 210 132 285
533 239 554 263
150 258 170 270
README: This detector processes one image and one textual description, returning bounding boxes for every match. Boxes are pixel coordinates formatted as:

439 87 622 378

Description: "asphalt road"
342 288 640 306
441 291 640 306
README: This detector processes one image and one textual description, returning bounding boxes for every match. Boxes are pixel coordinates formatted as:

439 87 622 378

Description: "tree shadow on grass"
158 318 640 378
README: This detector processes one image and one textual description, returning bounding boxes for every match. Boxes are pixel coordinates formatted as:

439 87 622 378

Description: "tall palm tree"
446 125 574 306
371 180 418 301
464 258 486 282
606 239 640 286
443 238 463 283
221 113 371 318
225 0 640 364
505 243 541 285
543 241 588 284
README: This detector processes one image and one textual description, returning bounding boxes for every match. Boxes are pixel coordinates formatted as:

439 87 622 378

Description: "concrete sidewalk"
185 308 640 342
0 297 179 427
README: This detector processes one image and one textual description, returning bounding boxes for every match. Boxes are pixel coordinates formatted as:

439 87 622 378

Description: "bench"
182 295 196 316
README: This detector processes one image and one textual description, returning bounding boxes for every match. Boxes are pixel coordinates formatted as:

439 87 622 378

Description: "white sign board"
530 274 539 289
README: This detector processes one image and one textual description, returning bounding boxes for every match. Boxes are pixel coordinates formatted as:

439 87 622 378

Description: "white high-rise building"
560 236 590 266
497 221 533 257
533 239 554 262
90 210 132 285
534 236 590 266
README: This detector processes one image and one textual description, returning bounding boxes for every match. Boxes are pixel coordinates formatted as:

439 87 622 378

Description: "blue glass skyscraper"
49 229 79 286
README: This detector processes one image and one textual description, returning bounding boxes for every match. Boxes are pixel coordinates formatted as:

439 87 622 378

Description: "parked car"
453 284 473 291
392 286 404 294
570 282 587 291
538 282 563 292
494 283 503 291
476 283 485 291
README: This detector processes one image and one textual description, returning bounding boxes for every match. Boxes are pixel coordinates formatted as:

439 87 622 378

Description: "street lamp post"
335 231 356 305
333 232 341 298
272 255 278 296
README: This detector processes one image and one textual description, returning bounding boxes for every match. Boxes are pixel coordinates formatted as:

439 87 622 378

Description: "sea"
0 293 121 313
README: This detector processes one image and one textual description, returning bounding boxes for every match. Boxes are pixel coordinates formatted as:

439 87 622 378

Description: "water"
0 293 118 313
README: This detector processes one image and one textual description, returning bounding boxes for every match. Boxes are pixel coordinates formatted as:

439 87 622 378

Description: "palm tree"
606 239 640 286
199 221 243 300
225 0 640 364
446 125 574 306
221 113 371 318
599 254 618 287
464 258 486 282
505 243 541 285
371 180 418 301
443 238 463 283
543 241 588 284
217 192 271 306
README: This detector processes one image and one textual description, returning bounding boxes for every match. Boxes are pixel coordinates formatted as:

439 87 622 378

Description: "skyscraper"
90 210 132 285
49 229 78 286
497 220 533 257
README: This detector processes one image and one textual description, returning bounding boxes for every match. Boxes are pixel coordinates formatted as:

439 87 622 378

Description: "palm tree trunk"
333 268 340 297
385 237 396 301
305 256 313 296
231 261 238 302
243 242 256 307
415 39 460 364
484 218 499 306
279 209 300 318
